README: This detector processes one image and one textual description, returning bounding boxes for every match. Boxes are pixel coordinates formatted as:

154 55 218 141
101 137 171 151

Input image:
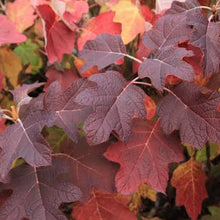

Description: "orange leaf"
74 56 98 77
72 189 137 220
144 94 156 120
171 158 208 220
7 0 37 32
0 47 22 88
78 11 121 50
111 0 145 44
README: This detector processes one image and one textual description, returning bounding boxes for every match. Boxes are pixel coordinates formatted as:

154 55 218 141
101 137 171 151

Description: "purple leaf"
10 82 45 106
60 137 118 201
79 33 127 72
0 111 52 182
157 82 220 149
138 46 194 90
0 155 82 220
75 71 146 145
43 79 96 142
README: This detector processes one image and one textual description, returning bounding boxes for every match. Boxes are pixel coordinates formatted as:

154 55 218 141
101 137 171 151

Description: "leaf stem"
132 81 153 87
125 54 142 64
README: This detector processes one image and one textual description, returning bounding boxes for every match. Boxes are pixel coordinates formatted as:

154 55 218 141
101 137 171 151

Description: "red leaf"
157 82 220 149
72 189 136 220
105 119 183 193
171 158 208 220
75 71 146 145
44 66 79 91
78 11 121 50
0 155 82 219
60 137 118 201
79 33 127 73
37 4 75 63
133 38 151 73
0 15 26 46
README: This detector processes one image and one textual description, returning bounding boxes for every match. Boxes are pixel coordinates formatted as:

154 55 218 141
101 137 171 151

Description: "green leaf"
14 39 43 73
196 143 219 162
43 126 67 153
201 206 220 220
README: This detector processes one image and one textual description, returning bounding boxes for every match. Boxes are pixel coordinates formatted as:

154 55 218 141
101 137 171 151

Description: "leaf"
104 119 183 193
111 0 145 44
129 183 157 214
14 39 43 73
78 11 121 50
0 119 6 133
201 206 220 220
0 155 82 220
133 38 151 73
171 158 208 220
37 4 76 63
138 46 194 90
79 33 127 73
75 71 146 145
43 126 67 153
196 143 219 162
0 47 22 88
72 188 137 220
59 137 118 201
44 66 79 92
43 79 95 142
157 82 220 149
155 0 180 13
10 82 45 106
189 18 220 76
51 0 89 26
0 15 26 46
142 14 192 53
7 0 37 32
0 111 52 182
144 94 156 120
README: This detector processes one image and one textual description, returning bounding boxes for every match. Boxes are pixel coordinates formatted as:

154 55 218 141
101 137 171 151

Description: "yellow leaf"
0 47 22 88
111 0 145 44
129 183 157 214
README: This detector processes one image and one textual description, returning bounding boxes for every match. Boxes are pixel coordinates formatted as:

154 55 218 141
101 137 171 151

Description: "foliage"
0 0 219 220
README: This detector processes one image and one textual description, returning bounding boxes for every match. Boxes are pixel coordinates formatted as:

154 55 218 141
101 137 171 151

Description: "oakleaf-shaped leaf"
105 119 183 193
0 111 52 182
171 158 208 220
75 71 146 145
189 16 220 76
143 14 192 53
0 155 82 220
43 79 95 142
72 189 136 220
10 82 45 106
79 33 127 73
0 15 26 46
111 0 145 44
60 137 118 201
157 82 220 149
138 46 194 90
